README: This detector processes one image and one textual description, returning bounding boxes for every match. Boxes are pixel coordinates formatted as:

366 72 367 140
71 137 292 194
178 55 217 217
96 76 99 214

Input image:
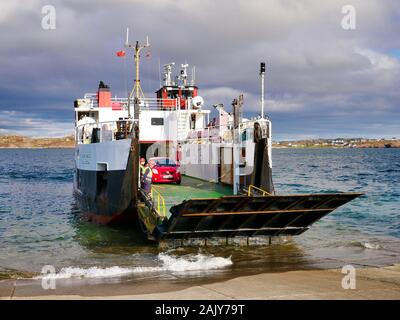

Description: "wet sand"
1 264 399 300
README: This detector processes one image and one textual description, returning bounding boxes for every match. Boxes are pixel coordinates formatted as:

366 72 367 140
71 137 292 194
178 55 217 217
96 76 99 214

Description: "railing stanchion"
248 185 271 197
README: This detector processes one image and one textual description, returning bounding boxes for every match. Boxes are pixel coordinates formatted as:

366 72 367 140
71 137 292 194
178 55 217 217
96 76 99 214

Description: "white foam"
158 253 232 272
35 253 232 279
362 242 380 250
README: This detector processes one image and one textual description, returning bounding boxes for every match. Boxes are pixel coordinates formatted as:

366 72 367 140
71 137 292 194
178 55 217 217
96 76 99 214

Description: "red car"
150 157 181 184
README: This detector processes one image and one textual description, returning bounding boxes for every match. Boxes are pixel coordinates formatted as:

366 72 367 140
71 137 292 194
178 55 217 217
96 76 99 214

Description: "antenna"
122 27 151 118
163 62 175 86
191 66 196 86
125 28 130 47
179 63 189 86
158 57 162 88
260 62 266 119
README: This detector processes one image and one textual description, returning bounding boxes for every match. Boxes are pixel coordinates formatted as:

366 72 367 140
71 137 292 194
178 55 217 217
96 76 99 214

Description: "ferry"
73 31 362 245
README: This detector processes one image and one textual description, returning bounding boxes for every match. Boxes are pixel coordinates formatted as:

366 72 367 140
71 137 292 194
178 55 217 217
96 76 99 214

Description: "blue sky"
0 0 399 140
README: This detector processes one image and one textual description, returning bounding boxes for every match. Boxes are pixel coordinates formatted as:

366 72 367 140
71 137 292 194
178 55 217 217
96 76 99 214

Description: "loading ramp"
137 177 363 244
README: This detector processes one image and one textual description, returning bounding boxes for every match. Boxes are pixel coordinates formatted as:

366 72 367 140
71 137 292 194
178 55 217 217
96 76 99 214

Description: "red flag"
116 50 126 57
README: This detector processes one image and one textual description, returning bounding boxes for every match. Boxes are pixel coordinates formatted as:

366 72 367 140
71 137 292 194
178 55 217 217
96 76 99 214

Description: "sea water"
0 148 399 281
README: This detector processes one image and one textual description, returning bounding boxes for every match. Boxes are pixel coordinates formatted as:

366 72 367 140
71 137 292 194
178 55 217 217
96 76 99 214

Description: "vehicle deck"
152 176 233 218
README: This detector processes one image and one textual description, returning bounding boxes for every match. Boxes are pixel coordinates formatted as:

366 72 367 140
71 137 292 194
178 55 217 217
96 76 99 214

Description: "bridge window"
151 118 164 126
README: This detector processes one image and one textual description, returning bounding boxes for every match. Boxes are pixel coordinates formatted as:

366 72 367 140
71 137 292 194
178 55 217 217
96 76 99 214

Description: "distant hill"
1 135 399 149
0 135 75 148
273 138 400 148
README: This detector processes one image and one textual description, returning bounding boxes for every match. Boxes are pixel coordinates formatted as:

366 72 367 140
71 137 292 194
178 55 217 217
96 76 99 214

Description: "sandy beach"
1 264 399 300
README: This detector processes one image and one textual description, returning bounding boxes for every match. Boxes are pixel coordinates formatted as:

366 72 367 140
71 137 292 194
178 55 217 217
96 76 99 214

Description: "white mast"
123 27 150 118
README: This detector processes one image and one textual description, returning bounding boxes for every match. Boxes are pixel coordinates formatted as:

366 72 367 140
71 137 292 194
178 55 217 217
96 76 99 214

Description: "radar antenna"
163 62 175 86
179 63 189 86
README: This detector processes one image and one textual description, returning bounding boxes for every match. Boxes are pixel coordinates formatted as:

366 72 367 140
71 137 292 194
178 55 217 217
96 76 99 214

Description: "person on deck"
139 157 146 178
141 159 155 196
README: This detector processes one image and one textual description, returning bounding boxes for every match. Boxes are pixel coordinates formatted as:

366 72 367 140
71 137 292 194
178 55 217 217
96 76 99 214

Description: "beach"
1 264 399 300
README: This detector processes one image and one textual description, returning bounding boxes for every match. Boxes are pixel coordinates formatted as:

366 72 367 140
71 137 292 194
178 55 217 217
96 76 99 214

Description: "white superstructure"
74 61 272 195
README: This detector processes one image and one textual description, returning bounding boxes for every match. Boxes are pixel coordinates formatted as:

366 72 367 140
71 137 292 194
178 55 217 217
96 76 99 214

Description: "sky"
0 0 399 140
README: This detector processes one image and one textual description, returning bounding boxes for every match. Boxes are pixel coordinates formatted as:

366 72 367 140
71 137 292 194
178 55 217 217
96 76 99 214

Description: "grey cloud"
0 110 73 137
0 0 399 137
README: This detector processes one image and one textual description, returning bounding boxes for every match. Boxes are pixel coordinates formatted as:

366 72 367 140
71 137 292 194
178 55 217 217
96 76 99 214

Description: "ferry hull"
73 126 140 225
73 168 137 224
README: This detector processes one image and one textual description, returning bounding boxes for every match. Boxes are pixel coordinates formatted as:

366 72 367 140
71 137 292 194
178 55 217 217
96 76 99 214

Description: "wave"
361 242 381 250
7 173 73 181
35 253 233 279
379 169 400 173
350 241 381 250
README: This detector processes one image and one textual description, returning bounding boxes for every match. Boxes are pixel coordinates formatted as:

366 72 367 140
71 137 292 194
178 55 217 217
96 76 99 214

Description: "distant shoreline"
272 138 400 149
0 146 74 149
1 135 399 149
273 138 400 149
0 135 74 149
1 146 398 149
272 145 399 149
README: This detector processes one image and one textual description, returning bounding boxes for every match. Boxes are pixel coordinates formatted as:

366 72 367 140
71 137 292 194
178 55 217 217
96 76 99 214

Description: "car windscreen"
154 159 177 167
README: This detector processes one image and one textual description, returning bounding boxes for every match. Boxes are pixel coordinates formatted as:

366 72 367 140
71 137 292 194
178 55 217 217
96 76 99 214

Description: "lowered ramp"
158 192 363 240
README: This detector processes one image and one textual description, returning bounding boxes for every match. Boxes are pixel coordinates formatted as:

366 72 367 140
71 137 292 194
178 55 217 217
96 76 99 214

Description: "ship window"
183 90 193 98
151 118 164 126
168 90 179 99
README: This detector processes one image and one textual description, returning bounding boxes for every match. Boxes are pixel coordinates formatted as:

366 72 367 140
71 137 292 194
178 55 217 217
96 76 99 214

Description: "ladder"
177 111 188 141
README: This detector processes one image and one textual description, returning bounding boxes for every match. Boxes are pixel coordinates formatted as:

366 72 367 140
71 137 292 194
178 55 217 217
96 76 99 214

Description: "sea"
0 148 399 283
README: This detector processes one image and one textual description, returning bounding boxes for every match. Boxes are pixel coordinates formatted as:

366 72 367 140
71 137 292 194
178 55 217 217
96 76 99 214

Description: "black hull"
74 168 138 224
73 125 140 225
73 137 140 225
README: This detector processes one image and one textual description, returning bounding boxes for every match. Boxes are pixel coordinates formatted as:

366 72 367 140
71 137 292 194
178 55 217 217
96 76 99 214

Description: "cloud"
0 0 399 137
0 110 73 137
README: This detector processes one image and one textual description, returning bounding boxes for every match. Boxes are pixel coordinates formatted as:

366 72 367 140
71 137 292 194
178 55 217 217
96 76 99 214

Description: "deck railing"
185 126 223 142
79 94 188 111
247 185 272 197
151 187 166 217
75 119 133 144
183 123 255 144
